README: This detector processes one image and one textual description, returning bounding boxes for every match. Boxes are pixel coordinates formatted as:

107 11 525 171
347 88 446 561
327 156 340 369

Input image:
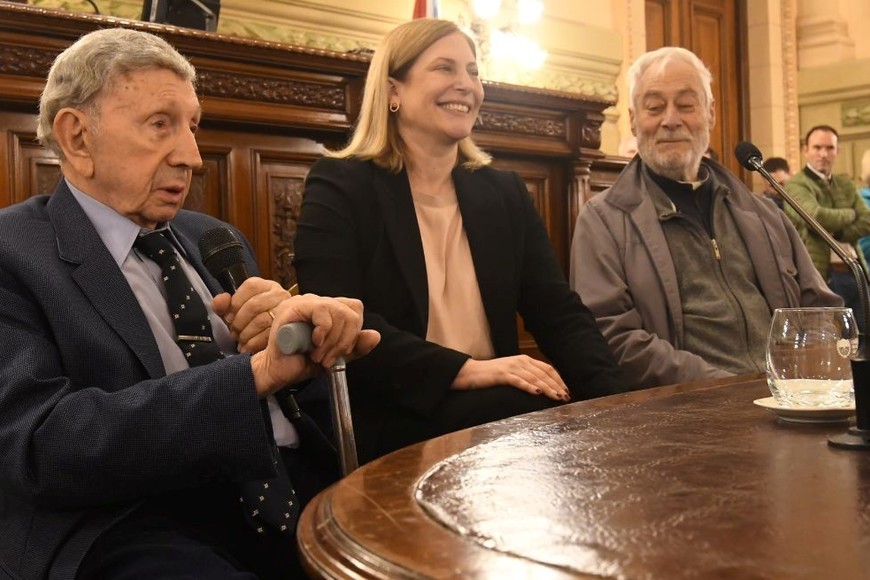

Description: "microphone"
735 141 870 448
198 227 249 294
198 227 359 472
198 226 311 355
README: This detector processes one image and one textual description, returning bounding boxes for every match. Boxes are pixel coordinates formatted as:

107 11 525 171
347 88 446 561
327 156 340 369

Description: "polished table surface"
297 375 870 578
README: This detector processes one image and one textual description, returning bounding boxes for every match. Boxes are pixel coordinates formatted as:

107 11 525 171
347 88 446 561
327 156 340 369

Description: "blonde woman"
295 19 624 462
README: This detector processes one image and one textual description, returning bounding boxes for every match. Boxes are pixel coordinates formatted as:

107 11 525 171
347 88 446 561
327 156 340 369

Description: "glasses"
766 307 858 408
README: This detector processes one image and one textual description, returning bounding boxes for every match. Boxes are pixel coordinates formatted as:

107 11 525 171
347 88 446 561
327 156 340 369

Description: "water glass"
766 307 858 407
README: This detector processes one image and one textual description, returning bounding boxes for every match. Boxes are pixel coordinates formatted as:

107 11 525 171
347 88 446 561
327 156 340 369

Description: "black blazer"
295 158 623 459
0 182 276 580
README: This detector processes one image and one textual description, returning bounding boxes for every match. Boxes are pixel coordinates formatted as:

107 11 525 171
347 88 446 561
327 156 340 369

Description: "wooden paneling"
692 1 741 169
184 149 229 219
255 155 316 288
489 155 565 360
0 113 57 206
0 3 617 278
645 0 675 48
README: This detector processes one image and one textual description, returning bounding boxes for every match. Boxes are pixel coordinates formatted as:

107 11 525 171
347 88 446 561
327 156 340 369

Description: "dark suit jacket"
0 182 278 580
295 157 624 460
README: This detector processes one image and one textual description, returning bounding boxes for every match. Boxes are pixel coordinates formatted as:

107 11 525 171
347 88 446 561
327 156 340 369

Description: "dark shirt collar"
645 164 717 235
804 165 831 185
647 164 710 195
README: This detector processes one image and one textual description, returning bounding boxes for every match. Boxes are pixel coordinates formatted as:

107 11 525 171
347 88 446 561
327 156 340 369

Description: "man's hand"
212 277 288 353
249 294 380 398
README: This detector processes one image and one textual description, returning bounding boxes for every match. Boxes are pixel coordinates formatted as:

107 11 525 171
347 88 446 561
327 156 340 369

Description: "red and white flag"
413 0 439 19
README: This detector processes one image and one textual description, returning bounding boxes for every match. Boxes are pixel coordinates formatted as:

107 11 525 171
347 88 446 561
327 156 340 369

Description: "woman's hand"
452 356 570 402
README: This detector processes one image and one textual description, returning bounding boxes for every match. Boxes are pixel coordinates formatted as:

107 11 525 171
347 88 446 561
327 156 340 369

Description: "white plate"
753 397 855 424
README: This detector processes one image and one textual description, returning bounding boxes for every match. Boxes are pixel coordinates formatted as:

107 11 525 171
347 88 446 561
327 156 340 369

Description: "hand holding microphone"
200 226 372 473
201 227 379 390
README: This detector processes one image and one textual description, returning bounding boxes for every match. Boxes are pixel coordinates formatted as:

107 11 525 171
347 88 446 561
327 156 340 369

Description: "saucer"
753 397 855 424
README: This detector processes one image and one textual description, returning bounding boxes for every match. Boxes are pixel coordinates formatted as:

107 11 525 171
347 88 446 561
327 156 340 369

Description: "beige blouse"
411 187 495 360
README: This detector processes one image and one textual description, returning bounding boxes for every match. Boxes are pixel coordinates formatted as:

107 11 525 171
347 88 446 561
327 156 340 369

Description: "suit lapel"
453 168 515 355
49 183 166 379
373 167 430 330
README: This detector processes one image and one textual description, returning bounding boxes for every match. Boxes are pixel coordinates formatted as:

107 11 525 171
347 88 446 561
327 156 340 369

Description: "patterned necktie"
134 230 299 535
134 231 223 366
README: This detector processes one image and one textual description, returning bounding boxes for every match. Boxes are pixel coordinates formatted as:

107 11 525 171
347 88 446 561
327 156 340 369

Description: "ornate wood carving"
197 70 345 110
580 114 605 150
271 175 305 290
0 45 53 78
478 111 566 138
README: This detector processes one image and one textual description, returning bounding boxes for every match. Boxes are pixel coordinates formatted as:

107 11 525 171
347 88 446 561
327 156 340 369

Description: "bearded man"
568 46 840 390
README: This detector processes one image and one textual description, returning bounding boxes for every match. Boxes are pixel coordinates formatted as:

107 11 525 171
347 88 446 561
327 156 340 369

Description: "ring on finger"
267 310 276 321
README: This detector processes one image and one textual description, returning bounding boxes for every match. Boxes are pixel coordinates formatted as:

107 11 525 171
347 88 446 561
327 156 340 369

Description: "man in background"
784 125 870 326
570 46 839 390
0 28 378 580
757 156 791 209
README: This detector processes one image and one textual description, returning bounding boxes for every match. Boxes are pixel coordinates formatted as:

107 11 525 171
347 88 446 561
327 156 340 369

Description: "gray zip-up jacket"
570 156 841 389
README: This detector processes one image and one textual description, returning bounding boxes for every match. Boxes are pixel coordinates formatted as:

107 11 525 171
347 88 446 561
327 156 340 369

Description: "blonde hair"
38 28 196 158
627 46 713 113
329 18 491 172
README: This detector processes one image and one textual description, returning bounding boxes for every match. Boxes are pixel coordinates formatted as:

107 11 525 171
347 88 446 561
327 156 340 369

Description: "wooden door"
645 0 748 176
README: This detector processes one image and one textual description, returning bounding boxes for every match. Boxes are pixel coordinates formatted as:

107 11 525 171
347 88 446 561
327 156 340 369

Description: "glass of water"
766 307 858 407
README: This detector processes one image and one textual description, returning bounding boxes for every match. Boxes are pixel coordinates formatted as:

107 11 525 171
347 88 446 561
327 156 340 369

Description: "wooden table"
297 375 870 578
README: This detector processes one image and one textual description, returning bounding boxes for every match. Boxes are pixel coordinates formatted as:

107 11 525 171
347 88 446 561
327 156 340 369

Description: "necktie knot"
134 230 177 266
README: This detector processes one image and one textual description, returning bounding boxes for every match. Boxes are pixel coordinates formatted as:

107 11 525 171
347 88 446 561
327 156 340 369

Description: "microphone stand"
750 158 870 449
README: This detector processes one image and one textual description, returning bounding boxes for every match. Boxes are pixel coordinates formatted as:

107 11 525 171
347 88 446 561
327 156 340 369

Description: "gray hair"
627 46 713 112
38 28 196 157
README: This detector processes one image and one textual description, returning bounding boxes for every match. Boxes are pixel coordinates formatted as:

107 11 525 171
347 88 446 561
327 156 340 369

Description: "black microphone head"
198 226 248 293
734 141 763 171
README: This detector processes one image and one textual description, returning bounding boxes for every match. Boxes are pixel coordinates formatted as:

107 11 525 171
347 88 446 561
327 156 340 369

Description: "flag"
413 0 439 19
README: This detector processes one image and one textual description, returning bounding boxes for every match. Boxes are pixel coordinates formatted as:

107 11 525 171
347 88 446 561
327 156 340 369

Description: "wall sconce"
464 0 547 78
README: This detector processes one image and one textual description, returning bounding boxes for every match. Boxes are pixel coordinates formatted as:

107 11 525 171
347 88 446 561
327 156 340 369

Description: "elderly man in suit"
0 28 378 579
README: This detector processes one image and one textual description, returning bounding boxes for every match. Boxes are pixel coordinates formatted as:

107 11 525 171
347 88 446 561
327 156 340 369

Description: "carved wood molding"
478 111 566 138
0 45 53 78
271 175 304 289
581 115 604 151
0 2 612 161
197 70 345 109
0 41 347 111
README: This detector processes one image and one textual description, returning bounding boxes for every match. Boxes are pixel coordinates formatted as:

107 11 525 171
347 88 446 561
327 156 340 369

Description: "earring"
389 102 400 113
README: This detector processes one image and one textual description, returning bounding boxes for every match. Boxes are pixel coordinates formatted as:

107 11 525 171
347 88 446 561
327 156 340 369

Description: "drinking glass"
766 307 858 407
